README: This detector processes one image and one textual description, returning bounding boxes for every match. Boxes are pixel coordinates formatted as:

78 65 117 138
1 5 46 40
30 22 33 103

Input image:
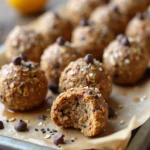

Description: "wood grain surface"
0 0 54 45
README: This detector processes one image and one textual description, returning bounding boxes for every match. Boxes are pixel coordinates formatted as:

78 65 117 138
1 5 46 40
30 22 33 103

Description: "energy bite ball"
51 87 108 137
90 4 128 34
126 12 150 53
35 11 72 44
103 35 149 84
59 54 112 100
66 0 108 26
112 0 149 19
41 37 79 84
0 56 48 111
72 24 115 59
6 26 46 63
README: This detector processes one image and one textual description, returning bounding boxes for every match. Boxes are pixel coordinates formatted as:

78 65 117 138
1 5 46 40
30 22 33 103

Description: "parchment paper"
0 48 150 150
0 0 150 149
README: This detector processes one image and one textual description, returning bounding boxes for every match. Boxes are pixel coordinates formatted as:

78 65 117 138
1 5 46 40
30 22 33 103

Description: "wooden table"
0 0 53 45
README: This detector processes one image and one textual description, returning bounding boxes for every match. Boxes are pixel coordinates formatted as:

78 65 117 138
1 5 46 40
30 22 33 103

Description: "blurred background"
0 0 65 44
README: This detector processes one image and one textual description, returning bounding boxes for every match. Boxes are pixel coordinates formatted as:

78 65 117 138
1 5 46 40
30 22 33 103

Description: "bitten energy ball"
41 37 79 84
112 0 149 19
103 35 149 84
126 12 150 53
51 87 108 137
66 0 108 26
35 11 72 44
6 26 46 63
0 56 48 111
72 24 115 59
59 54 112 100
90 4 128 34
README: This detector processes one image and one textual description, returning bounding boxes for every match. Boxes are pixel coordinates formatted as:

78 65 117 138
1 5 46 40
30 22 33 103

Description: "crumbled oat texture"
0 61 48 111
5 26 47 63
126 11 150 53
103 38 149 84
111 0 150 19
51 87 108 137
72 25 115 59
59 57 112 100
90 4 129 34
36 12 72 44
41 42 79 84
66 0 108 26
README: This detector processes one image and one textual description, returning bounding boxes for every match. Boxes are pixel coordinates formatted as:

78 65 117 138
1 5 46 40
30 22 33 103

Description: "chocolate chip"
14 120 27 131
20 54 28 61
56 36 66 46
116 34 124 42
0 121 4 129
80 19 89 26
53 12 60 18
53 134 65 145
35 128 38 131
108 107 115 118
84 54 93 64
110 4 119 12
95 95 99 99
55 62 60 68
136 12 144 20
12 56 22 65
120 37 130 46
47 128 50 131
48 83 58 94
52 129 57 132
0 95 3 99
37 114 47 121
87 90 93 95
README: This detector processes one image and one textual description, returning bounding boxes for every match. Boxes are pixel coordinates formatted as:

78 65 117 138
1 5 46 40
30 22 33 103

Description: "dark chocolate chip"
87 90 93 95
80 19 89 26
14 120 27 131
53 134 65 145
52 129 57 132
37 114 47 121
0 95 3 99
116 34 124 42
56 36 66 46
136 12 144 20
120 37 130 46
108 107 115 118
82 125 87 128
84 54 93 64
20 54 28 61
53 12 60 18
55 62 60 68
35 128 38 131
47 128 50 131
0 121 4 129
12 56 22 65
42 130 46 134
110 4 119 12
95 95 99 99
48 83 58 94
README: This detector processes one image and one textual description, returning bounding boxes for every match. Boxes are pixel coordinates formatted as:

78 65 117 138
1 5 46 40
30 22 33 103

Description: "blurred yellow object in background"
7 0 47 14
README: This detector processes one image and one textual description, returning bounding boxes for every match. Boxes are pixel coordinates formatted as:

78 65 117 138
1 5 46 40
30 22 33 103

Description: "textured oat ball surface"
126 12 150 53
90 4 128 34
51 87 108 137
0 59 48 111
112 0 149 18
36 12 72 44
6 26 46 63
59 55 112 100
41 37 79 84
66 0 108 26
72 25 115 59
103 35 149 84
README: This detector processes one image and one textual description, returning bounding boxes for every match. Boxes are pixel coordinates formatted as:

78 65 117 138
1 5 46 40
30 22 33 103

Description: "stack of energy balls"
0 0 150 137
